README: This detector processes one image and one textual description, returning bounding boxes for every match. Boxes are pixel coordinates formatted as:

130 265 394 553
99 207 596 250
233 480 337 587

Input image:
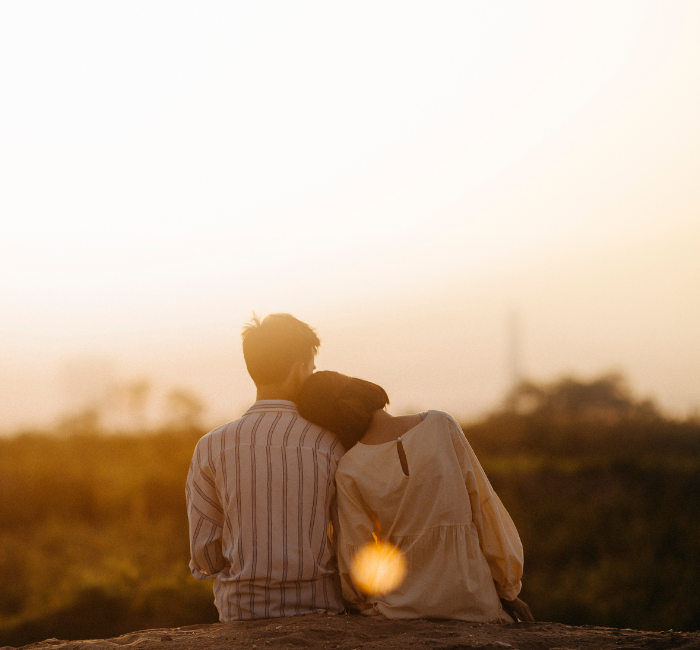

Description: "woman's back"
335 410 523 622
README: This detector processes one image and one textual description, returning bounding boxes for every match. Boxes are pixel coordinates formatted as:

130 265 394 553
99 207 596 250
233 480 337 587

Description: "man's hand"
500 597 534 622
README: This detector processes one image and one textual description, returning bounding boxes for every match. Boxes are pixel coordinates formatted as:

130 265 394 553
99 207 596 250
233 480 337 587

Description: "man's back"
186 400 345 621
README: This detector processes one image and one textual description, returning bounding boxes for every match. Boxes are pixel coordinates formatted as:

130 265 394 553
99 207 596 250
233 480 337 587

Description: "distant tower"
507 310 522 410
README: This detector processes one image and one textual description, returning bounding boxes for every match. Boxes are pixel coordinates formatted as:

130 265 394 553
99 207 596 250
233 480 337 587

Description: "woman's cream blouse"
335 410 524 622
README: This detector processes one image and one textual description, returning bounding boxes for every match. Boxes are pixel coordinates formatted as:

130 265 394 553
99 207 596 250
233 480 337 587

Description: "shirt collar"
245 400 300 415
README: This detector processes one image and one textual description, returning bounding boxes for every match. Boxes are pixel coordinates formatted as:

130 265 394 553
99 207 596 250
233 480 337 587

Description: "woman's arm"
501 596 535 622
335 477 378 611
447 416 526 602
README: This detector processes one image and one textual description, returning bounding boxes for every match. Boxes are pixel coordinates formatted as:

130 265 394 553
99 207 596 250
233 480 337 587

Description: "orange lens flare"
350 539 406 596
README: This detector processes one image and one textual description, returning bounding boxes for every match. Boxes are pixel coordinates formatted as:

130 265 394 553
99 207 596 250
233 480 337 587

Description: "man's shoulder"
197 411 343 455
200 418 239 439
295 416 344 455
193 416 246 451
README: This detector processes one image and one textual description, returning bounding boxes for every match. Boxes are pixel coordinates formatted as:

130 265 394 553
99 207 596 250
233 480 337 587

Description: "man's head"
242 313 320 398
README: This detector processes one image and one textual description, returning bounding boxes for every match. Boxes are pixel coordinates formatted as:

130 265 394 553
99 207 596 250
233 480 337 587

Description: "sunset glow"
1 1 699 431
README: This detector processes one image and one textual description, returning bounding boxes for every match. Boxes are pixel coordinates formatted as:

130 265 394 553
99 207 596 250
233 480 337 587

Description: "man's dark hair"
242 313 320 386
296 371 389 450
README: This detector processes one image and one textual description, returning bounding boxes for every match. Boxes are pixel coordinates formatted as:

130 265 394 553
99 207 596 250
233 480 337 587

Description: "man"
186 313 345 621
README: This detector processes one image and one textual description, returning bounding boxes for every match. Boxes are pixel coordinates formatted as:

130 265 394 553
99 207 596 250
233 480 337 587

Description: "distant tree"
55 407 102 436
123 380 151 431
100 379 153 432
504 373 660 425
164 389 205 430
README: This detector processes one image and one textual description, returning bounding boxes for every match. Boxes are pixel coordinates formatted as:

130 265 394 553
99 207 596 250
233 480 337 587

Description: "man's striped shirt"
186 400 345 621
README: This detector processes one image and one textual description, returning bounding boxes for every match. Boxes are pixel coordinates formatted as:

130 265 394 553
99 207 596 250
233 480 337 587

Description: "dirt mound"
6 614 700 650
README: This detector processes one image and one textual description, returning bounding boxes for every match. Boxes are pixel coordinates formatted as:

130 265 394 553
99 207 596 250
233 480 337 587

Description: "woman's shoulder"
421 411 470 450
336 443 367 473
424 409 462 429
335 445 378 495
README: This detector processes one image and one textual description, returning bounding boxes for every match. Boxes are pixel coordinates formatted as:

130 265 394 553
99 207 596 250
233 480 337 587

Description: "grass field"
2 376 699 645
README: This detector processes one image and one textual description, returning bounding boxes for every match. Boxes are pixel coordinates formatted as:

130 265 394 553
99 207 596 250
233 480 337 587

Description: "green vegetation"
1 374 699 645
0 427 219 646
468 374 700 632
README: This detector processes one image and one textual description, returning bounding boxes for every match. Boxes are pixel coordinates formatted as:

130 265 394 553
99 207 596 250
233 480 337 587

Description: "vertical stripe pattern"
186 400 344 621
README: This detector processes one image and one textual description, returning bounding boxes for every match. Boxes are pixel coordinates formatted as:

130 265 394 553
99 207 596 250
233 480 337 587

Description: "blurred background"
1 0 699 644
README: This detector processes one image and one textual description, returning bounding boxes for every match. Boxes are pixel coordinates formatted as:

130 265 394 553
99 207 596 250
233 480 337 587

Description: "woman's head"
296 371 389 450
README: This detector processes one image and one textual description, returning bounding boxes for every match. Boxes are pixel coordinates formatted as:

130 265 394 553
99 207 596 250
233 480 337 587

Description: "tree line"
1 373 698 645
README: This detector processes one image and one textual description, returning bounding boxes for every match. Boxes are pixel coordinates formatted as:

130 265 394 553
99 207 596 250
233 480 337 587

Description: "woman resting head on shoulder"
297 370 533 624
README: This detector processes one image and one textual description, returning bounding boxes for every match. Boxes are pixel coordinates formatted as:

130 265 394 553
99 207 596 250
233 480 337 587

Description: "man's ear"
288 359 306 382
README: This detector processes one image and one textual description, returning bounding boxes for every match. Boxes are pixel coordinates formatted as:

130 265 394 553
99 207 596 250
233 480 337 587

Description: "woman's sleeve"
335 475 376 612
447 416 524 601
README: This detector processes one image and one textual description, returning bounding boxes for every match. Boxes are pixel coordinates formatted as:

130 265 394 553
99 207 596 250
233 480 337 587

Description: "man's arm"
186 443 226 579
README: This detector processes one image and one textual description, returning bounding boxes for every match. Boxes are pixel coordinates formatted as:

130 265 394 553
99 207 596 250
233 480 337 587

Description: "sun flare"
350 538 407 596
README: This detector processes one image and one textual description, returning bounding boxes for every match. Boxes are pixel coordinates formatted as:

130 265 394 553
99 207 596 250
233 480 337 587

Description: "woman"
296 371 533 623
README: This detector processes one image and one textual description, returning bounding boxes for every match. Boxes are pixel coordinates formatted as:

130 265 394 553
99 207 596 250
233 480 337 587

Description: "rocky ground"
4 615 700 650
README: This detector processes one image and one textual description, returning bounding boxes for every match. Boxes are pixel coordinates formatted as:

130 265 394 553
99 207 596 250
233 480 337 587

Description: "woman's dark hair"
296 371 389 450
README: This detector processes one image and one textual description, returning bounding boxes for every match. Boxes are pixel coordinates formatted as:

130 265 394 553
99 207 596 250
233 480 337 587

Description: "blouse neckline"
356 411 430 447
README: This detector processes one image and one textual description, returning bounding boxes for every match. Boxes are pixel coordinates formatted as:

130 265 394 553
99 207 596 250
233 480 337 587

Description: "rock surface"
4 615 700 650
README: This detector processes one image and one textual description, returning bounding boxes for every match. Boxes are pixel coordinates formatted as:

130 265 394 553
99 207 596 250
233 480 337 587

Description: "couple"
186 314 533 624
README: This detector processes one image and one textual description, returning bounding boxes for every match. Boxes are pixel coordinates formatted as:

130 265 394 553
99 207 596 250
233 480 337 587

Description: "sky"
1 1 699 432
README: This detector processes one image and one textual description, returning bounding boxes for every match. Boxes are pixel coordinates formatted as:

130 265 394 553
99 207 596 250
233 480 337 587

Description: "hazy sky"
2 1 699 431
